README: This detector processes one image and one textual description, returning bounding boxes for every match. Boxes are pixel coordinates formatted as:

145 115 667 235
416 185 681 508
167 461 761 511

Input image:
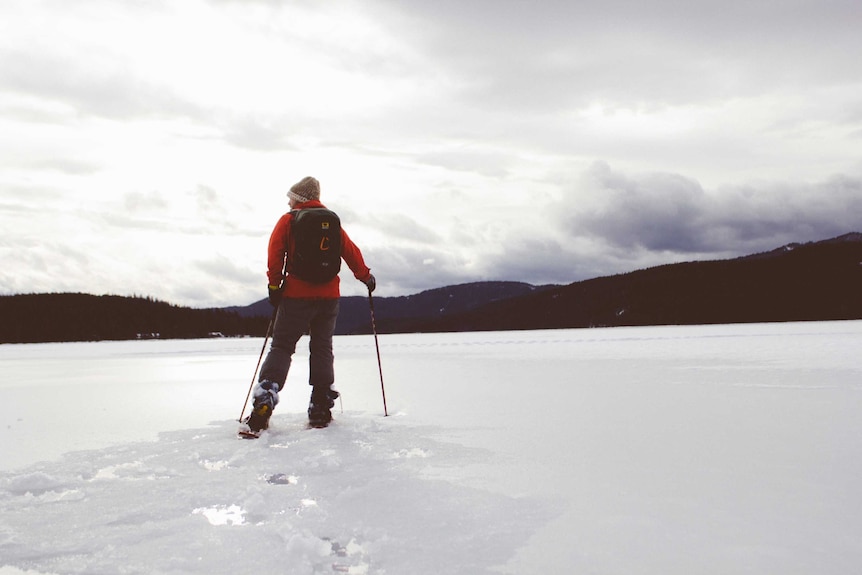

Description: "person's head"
287 176 320 207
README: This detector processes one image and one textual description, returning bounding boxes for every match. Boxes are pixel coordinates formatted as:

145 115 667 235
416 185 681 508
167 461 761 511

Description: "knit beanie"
287 176 321 203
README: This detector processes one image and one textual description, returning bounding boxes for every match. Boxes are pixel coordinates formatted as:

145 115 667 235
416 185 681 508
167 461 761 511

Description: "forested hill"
0 283 547 344
384 232 862 333
2 233 861 343
0 294 266 344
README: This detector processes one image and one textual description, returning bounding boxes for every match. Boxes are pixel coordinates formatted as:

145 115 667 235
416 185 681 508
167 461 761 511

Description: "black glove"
363 274 376 294
268 284 283 307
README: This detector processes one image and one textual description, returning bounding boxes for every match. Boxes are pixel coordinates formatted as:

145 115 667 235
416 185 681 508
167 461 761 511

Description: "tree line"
0 293 269 344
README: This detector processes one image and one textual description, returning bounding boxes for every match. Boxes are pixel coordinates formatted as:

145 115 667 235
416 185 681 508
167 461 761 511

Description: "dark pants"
259 298 340 392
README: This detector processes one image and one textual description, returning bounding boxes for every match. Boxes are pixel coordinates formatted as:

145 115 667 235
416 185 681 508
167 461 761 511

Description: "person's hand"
363 274 376 294
268 284 283 307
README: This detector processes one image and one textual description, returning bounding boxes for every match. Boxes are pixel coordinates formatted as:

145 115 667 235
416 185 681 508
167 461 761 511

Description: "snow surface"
2 321 862 574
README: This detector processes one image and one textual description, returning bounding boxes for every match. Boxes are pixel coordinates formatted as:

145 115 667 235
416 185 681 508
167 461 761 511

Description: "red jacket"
267 200 371 299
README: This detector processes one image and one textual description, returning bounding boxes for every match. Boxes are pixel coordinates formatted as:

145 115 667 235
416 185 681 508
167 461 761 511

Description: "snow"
2 321 862 574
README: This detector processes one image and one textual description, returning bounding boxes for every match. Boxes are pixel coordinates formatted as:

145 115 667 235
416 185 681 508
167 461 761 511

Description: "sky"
2 0 861 308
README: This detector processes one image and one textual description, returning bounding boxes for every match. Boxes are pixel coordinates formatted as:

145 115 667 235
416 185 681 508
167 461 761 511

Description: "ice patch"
27 489 85 503
0 567 61 575
1 471 67 496
201 459 229 471
91 460 170 481
391 447 430 459
192 504 246 526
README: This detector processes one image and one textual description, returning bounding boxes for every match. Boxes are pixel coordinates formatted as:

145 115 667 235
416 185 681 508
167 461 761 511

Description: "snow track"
0 415 542 574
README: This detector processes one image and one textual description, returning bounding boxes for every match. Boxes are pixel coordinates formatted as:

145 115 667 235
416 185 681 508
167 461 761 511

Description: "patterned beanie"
287 176 321 203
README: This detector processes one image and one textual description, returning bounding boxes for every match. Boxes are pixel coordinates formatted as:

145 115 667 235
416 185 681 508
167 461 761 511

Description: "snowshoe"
248 400 273 431
239 381 280 438
308 387 339 428
307 408 332 429
238 426 262 440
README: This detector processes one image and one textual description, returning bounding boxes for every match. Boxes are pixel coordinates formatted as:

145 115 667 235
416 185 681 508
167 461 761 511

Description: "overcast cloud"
1 0 861 307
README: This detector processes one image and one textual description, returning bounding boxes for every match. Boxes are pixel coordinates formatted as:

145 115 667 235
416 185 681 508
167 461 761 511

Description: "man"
245 176 375 432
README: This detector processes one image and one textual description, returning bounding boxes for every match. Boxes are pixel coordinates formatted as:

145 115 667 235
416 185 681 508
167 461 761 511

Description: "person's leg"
308 299 339 388
247 299 314 431
259 298 315 387
307 299 340 426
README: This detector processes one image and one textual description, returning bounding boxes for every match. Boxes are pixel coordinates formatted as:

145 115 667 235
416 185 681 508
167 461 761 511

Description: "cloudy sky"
2 0 861 308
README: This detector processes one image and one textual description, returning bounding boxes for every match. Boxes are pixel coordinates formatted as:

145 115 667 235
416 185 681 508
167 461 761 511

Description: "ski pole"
368 289 388 417
238 307 277 422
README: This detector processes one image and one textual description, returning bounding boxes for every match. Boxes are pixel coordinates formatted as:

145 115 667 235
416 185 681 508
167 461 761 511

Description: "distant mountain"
3 233 860 343
335 281 557 334
227 281 558 334
391 232 862 333
224 298 272 319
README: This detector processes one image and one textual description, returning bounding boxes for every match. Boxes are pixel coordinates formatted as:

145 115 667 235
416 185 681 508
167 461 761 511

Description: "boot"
308 386 339 428
245 380 280 432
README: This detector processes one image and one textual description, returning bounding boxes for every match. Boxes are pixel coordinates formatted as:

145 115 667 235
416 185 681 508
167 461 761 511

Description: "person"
245 176 375 432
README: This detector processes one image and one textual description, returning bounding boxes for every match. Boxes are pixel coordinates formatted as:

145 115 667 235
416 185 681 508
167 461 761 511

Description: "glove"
268 284 283 307
363 274 376 294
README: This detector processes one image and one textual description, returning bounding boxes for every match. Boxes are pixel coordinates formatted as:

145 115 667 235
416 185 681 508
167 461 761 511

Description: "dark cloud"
565 162 711 252
560 162 862 258
360 243 474 297
385 163 862 291
479 236 585 286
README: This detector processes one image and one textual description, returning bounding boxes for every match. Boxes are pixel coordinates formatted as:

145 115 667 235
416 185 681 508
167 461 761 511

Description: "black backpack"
288 208 342 283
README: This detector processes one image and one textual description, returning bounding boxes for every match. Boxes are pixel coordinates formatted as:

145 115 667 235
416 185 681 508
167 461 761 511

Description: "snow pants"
258 297 340 392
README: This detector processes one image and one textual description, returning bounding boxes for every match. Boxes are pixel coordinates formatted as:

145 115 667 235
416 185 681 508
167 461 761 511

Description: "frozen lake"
2 321 861 574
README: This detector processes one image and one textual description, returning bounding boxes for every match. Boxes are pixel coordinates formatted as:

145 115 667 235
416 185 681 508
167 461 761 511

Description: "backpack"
287 208 342 283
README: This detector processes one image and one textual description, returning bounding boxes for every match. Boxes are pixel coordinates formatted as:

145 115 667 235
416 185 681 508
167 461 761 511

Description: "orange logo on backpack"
320 237 330 251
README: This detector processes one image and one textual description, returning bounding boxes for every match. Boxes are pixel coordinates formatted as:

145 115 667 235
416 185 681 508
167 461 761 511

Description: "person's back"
241 176 376 436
